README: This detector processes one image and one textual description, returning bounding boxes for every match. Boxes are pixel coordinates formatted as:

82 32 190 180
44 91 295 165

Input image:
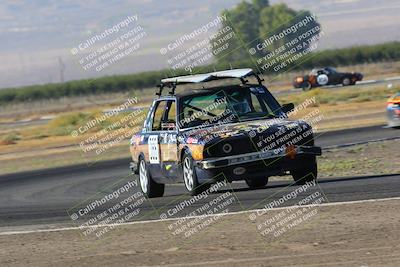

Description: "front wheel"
138 158 164 198
291 162 317 185
182 153 209 196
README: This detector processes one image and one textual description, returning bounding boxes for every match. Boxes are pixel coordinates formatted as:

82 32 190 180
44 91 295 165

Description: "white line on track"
1 196 400 236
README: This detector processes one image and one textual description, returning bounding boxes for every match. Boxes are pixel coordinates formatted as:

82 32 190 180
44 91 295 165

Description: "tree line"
1 0 399 104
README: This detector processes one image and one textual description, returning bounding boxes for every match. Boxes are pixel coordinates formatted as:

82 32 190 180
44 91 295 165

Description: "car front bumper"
196 145 322 170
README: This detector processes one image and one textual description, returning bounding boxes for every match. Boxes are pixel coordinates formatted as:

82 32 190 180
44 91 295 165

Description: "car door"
145 99 167 181
158 99 180 181
145 98 179 182
325 68 339 84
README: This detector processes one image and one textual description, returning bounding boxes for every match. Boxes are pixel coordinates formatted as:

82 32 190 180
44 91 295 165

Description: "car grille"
204 128 314 158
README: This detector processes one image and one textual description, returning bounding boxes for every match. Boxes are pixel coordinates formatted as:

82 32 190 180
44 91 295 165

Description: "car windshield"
310 67 337 75
179 86 282 128
324 67 337 73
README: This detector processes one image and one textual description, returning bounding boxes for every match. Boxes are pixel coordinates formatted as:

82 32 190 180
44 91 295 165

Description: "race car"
387 93 400 128
293 67 363 91
129 69 322 198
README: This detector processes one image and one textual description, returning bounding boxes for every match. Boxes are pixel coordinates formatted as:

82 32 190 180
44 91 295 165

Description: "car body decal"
148 135 160 164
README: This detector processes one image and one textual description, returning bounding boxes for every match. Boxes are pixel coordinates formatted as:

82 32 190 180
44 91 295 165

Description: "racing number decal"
148 135 160 164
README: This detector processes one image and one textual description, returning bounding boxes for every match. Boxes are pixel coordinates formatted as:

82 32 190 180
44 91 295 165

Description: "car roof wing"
158 68 263 96
161 68 255 84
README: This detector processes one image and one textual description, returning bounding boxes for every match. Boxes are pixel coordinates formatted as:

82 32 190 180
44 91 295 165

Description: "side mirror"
281 103 295 114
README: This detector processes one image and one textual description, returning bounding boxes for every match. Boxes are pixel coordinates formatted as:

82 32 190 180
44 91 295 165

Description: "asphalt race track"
0 125 399 229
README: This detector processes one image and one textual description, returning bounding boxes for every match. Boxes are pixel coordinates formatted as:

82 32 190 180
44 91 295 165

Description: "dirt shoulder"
318 139 400 177
1 199 399 267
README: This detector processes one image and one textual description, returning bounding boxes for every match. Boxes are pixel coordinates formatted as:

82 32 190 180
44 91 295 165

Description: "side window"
165 101 176 123
161 101 176 131
152 101 167 131
151 100 177 131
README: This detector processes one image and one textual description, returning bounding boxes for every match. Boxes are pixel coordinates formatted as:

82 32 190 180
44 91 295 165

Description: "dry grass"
319 140 400 177
1 61 399 121
0 91 154 122
0 99 391 175
0 62 398 174
0 86 390 154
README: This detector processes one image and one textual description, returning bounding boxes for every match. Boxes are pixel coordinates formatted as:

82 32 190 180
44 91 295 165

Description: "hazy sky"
0 0 399 88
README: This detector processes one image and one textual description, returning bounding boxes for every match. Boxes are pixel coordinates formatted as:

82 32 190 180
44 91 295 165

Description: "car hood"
179 119 313 145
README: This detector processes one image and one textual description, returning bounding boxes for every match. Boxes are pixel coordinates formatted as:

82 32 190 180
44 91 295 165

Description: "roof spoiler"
156 68 264 96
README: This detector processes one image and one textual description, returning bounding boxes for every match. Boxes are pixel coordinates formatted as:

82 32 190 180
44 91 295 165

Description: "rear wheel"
246 177 269 189
342 77 351 86
182 153 209 195
139 158 164 198
291 162 317 185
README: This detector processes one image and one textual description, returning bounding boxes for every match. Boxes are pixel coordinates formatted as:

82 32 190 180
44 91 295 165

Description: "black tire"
138 158 164 198
342 77 351 86
291 162 317 185
302 82 312 91
182 152 209 196
245 177 269 189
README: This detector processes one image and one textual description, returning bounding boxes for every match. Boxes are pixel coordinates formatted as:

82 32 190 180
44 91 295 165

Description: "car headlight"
222 143 232 154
